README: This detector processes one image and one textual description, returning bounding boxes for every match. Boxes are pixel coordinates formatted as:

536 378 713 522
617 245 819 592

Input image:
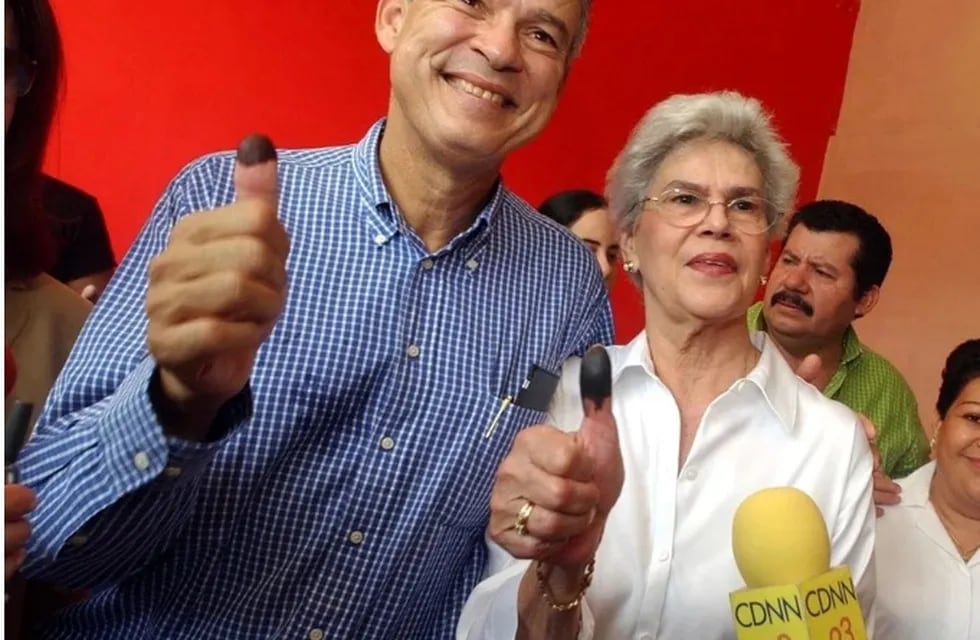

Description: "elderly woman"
456 91 876 639
876 339 980 639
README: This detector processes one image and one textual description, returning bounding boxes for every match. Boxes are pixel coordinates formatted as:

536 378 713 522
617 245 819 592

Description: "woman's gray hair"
606 91 800 236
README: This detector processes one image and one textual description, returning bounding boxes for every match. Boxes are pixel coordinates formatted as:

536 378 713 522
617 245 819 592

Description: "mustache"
771 290 814 317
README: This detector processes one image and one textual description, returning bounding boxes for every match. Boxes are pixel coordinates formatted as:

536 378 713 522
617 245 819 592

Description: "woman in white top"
876 338 980 639
457 92 877 639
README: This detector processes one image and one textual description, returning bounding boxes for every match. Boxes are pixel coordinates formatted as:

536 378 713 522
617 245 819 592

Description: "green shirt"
748 302 929 478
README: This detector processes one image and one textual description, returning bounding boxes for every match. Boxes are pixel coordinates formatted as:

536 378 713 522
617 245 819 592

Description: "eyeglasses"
6 48 37 98
632 187 781 235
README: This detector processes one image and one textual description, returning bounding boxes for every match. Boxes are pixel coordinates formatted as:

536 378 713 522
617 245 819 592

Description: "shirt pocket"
433 392 548 530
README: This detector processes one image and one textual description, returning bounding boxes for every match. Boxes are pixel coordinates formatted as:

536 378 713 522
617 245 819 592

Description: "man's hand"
5 484 36 580
146 135 288 440
793 359 899 516
794 353 822 386
858 414 900 516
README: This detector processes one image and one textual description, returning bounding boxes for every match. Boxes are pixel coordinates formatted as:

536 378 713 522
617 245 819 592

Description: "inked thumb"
579 345 612 420
235 133 278 205
577 346 623 515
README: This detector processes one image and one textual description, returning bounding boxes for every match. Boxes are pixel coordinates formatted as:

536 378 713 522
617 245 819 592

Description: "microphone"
729 487 868 639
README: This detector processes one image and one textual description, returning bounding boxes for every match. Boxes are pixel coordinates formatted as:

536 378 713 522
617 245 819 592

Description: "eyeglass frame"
629 186 783 236
5 47 38 98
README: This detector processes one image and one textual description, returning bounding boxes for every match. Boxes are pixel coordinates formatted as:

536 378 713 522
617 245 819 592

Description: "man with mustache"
749 200 929 482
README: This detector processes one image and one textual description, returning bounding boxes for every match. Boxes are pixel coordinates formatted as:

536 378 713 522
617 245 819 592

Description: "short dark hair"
786 200 892 299
537 189 607 228
937 339 980 418
5 0 63 280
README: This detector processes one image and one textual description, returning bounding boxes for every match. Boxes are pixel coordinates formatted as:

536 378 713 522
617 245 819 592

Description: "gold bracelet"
535 558 596 612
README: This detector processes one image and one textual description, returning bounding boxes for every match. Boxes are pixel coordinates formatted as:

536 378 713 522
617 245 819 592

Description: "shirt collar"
745 331 800 432
612 329 799 433
351 118 506 252
896 460 936 507
609 332 657 386
840 324 864 366
352 119 390 212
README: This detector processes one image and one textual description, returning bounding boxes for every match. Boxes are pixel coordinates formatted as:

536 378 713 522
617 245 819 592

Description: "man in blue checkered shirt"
10 1 612 638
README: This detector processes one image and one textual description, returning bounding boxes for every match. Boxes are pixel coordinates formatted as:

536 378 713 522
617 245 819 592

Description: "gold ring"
514 500 535 537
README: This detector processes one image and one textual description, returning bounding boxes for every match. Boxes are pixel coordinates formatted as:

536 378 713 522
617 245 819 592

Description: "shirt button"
163 466 182 479
308 629 324 640
380 436 395 451
406 344 421 358
465 258 479 271
373 233 386 245
421 259 434 270
658 550 670 562
348 530 365 545
133 451 151 471
68 533 89 547
684 468 698 481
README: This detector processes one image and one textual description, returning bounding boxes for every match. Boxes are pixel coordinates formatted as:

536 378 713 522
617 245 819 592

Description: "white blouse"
876 461 980 639
457 332 877 640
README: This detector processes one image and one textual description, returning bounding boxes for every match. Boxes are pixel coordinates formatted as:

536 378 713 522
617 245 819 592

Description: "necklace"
933 505 980 561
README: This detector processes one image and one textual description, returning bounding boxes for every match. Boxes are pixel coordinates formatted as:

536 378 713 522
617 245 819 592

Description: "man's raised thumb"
234 133 278 205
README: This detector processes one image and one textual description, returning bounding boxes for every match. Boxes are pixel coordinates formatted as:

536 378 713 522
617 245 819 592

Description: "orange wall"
45 1 861 342
818 0 980 431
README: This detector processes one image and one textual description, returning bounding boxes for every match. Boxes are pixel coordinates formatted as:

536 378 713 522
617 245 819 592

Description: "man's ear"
854 284 880 319
376 0 407 53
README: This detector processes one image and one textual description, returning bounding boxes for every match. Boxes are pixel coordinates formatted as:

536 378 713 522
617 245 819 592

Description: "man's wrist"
150 368 225 442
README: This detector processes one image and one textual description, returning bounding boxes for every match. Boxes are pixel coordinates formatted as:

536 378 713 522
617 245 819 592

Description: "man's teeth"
449 77 506 106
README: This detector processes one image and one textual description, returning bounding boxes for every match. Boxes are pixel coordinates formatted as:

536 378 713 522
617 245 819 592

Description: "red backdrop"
45 1 860 342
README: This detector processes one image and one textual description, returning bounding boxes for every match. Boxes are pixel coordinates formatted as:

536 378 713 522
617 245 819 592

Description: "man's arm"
20 142 283 589
20 162 231 588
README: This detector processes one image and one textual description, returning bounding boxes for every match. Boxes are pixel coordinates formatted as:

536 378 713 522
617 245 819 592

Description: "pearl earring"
760 275 769 286
623 261 637 273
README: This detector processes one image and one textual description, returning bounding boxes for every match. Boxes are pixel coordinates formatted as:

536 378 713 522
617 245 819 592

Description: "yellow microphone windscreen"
731 487 831 588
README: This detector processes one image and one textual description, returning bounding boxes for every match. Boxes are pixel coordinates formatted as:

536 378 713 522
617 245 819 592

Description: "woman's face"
568 207 620 290
621 138 770 325
934 377 980 508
